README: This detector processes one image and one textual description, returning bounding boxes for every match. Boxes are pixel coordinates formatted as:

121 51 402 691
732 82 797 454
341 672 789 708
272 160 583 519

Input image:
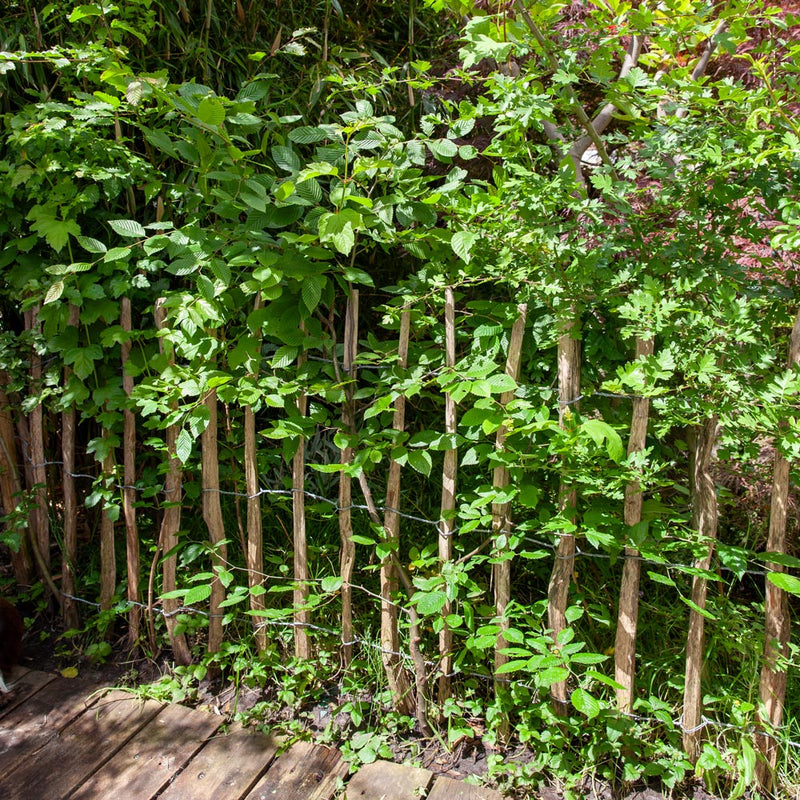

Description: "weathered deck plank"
244 740 349 800
69 700 223 800
158 726 279 800
0 690 163 800
428 775 505 800
0 668 57 720
0 673 505 800
0 674 100 777
345 760 433 800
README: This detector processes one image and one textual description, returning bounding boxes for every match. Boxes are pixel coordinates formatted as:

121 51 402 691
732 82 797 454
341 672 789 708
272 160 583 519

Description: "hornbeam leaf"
451 230 477 263
108 219 146 238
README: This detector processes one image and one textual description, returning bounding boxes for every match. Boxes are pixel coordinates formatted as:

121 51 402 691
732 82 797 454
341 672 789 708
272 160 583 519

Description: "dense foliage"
1 1 799 797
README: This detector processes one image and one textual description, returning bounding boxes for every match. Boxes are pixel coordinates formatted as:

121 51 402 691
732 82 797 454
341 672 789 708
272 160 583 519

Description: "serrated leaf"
271 345 300 369
451 230 477 263
108 219 146 238
44 281 64 304
197 96 226 126
196 273 215 301
289 126 329 144
77 236 107 254
766 572 800 596
103 246 132 263
321 576 343 593
175 428 193 464
571 687 600 719
184 583 213 604
414 590 447 615
318 208 363 255
536 666 570 687
272 145 301 173
301 274 323 312
407 448 432 476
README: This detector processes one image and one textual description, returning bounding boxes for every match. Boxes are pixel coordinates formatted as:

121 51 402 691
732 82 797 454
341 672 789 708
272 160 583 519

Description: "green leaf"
495 658 532 675
407 449 432 476
321 576 343 593
184 583 212 605
451 231 477 263
272 145 301 173
68 4 102 22
571 688 600 719
197 97 226 126
414 590 447 615
44 281 64 304
77 236 107 254
536 666 570 688
271 345 300 369
175 429 193 464
301 274 323 312
289 126 329 144
766 572 800 596
582 419 625 462
108 219 146 238
318 208 363 255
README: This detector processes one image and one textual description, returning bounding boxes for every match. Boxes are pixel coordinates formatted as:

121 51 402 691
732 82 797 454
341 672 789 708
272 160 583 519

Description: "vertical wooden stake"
25 306 51 587
682 413 719 762
293 337 311 660
548 310 581 714
438 287 458 705
382 307 414 714
755 308 800 791
61 305 80 628
340 289 359 667
614 337 654 714
0 377 32 585
120 297 140 646
202 379 227 661
99 445 116 611
492 303 528 702
154 299 192 665
244 295 267 653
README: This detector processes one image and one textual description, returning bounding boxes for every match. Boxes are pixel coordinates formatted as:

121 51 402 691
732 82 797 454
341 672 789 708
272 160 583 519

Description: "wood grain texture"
346 760 432 800
70 700 221 800
428 775 504 800
159 727 279 800
245 741 348 800
0 691 163 800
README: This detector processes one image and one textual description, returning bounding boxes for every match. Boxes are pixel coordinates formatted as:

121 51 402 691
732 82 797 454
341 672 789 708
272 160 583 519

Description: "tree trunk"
154 299 191 665
548 311 581 714
438 287 457 705
614 337 654 714
340 289 359 667
755 308 800 791
381 307 414 714
682 413 719 762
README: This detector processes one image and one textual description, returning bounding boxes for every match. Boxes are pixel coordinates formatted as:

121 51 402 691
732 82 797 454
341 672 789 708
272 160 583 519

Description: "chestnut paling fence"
0 298 798 794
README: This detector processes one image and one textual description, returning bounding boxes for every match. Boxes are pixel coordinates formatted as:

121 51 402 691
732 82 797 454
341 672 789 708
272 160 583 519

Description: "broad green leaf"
318 208 363 255
271 345 300 369
495 658 532 675
197 96 226 126
184 583 212 605
109 219 146 238
301 274 323 312
68 4 102 21
44 281 64 304
175 429 193 464
582 419 625 462
571 687 600 719
451 231 478 263
407 448 432 476
272 145 301 173
321 576 343 593
77 236 107 254
766 572 800 596
414 590 447 615
289 126 329 144
536 666 570 688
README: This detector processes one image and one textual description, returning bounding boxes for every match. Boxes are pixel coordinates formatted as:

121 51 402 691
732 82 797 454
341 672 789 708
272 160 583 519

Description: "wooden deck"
0 669 504 800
